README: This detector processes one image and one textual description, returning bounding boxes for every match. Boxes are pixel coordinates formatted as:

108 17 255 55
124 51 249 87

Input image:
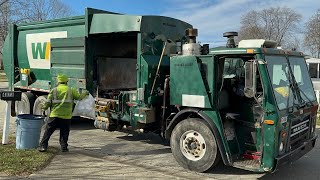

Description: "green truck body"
3 8 318 173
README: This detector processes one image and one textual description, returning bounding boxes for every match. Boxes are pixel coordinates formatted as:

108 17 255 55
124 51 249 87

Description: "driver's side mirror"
244 61 257 98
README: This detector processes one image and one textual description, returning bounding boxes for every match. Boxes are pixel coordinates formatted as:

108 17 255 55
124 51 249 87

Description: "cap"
57 74 68 83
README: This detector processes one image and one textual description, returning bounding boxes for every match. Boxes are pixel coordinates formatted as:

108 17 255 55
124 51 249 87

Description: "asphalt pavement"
26 125 320 180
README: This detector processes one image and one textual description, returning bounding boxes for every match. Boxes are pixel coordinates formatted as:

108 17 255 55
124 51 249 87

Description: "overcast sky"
65 0 320 47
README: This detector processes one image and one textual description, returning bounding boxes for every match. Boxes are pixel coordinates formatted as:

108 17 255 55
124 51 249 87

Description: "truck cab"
167 34 318 172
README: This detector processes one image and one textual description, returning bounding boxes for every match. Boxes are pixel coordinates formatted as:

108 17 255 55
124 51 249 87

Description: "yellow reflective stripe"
45 99 52 103
52 100 73 103
51 87 73 104
52 100 62 103
67 88 73 101
53 88 57 101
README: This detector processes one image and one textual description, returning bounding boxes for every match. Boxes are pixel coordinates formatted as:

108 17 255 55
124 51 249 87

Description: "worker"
38 74 88 152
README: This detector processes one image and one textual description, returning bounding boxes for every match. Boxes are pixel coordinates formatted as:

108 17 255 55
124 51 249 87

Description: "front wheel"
170 118 220 172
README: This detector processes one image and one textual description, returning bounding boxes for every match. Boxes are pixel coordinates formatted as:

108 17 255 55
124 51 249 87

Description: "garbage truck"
3 8 318 173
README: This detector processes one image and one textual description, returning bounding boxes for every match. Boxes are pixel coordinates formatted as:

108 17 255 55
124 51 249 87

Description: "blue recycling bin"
16 114 44 149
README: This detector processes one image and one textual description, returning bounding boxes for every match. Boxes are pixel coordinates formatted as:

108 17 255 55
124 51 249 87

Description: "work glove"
79 88 88 95
40 102 48 111
79 90 90 100
82 90 89 97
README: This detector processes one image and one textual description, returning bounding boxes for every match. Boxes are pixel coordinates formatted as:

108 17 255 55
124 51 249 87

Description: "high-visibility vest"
43 84 85 119
52 87 73 104
48 85 76 119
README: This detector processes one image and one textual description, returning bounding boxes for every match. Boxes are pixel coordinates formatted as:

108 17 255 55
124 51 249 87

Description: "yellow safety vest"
44 84 81 119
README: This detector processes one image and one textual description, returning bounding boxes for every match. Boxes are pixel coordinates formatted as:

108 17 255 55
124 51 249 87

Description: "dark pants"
39 117 71 150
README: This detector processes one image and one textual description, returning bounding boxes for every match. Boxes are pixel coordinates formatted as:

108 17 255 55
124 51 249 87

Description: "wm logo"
26 31 67 69
31 42 51 60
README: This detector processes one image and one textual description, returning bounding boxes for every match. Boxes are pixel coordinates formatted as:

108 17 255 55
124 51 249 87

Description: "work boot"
38 146 47 152
61 148 69 152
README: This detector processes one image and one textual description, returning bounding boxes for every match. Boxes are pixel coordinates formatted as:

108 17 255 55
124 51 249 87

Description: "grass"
0 136 58 176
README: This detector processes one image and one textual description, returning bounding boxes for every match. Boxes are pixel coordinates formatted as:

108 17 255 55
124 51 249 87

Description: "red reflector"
243 151 261 160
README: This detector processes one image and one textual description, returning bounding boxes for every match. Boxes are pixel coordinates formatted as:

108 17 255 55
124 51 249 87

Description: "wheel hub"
188 141 198 150
180 130 206 161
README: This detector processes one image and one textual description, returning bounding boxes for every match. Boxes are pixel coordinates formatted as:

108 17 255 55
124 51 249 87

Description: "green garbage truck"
3 8 318 173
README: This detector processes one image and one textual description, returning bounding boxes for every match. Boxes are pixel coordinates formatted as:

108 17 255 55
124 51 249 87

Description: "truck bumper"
274 135 317 171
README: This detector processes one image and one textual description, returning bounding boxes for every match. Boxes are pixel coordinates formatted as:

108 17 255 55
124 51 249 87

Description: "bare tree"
0 0 12 69
0 0 22 49
16 0 72 22
304 9 320 58
238 7 302 49
0 0 72 69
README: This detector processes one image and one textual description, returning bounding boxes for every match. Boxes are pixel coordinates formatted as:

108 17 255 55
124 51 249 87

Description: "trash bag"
72 94 96 119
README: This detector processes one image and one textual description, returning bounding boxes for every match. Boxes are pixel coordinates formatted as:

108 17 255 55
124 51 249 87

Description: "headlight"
279 142 284 152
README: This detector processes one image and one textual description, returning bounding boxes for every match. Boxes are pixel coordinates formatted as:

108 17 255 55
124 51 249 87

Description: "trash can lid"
17 114 45 120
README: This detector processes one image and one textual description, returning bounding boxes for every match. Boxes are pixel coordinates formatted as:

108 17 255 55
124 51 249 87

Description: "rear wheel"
15 92 35 115
170 118 220 172
33 95 50 123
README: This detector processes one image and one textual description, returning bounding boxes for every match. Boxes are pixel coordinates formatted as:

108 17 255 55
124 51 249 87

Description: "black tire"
15 92 35 115
33 95 50 123
170 118 220 172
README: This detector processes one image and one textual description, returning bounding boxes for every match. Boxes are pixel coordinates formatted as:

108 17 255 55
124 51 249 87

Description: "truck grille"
289 116 310 150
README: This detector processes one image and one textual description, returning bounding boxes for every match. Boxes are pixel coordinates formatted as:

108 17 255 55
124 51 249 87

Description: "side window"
223 58 244 78
308 63 318 78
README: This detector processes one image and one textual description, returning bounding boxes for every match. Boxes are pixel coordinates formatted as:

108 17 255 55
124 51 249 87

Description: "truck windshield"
266 55 316 110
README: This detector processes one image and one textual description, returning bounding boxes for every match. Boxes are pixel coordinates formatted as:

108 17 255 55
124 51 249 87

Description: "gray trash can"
16 114 44 149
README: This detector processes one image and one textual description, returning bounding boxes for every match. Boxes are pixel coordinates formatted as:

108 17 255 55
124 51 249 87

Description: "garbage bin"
16 114 44 149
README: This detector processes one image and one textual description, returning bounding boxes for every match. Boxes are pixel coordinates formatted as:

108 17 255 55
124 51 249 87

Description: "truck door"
216 55 264 168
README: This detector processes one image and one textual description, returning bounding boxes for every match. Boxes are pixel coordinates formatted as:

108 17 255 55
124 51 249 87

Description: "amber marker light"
264 120 275 125
247 49 254 53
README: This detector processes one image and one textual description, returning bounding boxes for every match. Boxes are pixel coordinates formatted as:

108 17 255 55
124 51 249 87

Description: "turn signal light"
247 49 254 53
264 120 274 125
